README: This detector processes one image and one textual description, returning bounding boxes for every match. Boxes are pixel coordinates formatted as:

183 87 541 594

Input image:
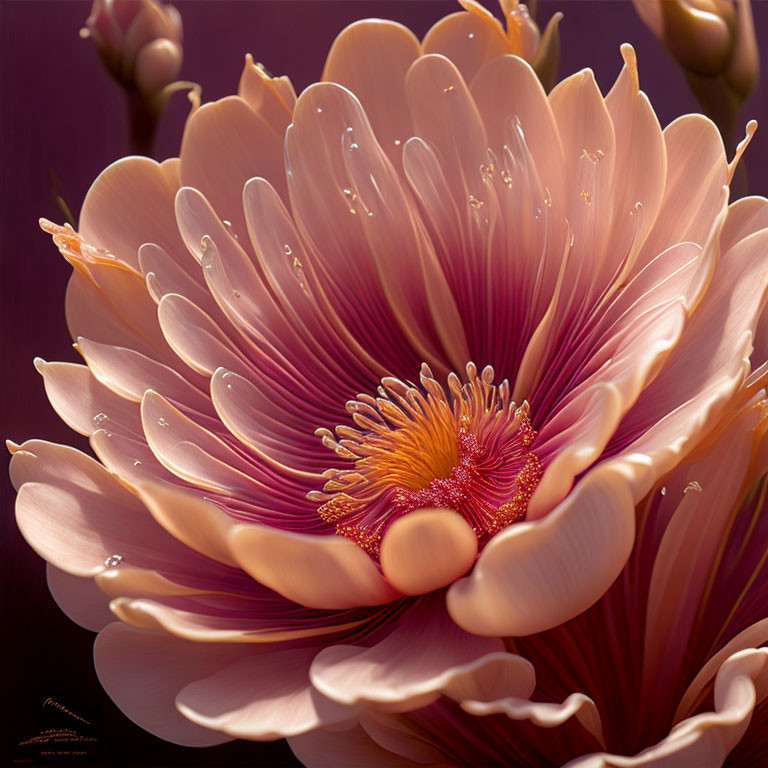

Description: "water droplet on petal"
394 139 401 147
222 220 238 240
660 486 666 496
158 417 169 427
132 459 142 467
443 85 456 94
283 244 292 256
104 554 123 568
544 187 552 208
581 148 605 164
684 481 703 494
232 290 241 298
468 32 475 39
468 195 484 210
92 412 108 426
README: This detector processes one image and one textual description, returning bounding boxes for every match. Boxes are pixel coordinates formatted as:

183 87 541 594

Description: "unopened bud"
632 0 759 142
83 0 183 95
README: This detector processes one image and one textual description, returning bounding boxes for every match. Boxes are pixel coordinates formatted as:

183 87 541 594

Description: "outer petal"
176 647 353 739
46 563 114 632
94 622 240 746
566 649 768 767
310 595 525 713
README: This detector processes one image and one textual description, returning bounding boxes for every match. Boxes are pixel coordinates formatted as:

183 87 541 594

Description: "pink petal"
94 622 241 746
310 595 514 711
176 647 353 739
46 563 114 632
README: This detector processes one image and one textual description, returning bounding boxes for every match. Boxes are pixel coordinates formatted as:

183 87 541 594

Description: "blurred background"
1 1 766 765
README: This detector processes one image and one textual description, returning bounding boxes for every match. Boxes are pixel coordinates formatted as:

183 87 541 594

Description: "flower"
81 0 185 154
11 0 768 752
82 0 183 96
631 0 759 143
289 370 768 766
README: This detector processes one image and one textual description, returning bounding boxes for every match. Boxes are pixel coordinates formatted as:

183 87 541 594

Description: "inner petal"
309 362 542 558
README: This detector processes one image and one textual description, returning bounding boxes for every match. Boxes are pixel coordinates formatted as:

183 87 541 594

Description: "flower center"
310 363 542 558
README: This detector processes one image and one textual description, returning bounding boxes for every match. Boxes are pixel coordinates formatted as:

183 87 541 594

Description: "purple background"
2 1 767 765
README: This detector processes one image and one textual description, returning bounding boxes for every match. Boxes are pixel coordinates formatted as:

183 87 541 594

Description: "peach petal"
310 596 510 711
379 509 478 596
94 622 241 746
405 54 488 208
109 595 367 645
12 440 190 576
322 20 421 165
79 157 183 270
157 293 248 377
286 81 469 375
46 563 114 632
179 95 287 241
228 523 401 610
447 463 635 636
176 647 353 739
140 389 260 496
565 649 768 767
135 480 239 567
613 226 768 498
639 115 727 263
90 427 171 486
471 53 564 204
604 45 666 274
77 336 212 414
422 11 508 86
464 692 604 746
138 241 219 316
237 54 294 133
34 360 142 438
94 565 211 600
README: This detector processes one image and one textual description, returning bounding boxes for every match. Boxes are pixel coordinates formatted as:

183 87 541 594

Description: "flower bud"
632 0 759 141
82 0 183 96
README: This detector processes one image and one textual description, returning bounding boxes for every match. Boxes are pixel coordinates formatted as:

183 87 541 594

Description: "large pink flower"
11 0 768 751
292 373 768 766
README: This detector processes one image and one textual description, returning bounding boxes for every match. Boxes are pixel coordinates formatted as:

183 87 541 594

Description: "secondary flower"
632 0 759 143
82 0 183 96
11 0 768 752
291 369 768 766
81 0 185 154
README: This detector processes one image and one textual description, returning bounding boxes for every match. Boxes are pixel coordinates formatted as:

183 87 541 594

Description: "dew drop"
316 107 323 113
544 187 552 208
104 554 123 568
158 417 169 427
394 139 401 147
348 142 359 151
222 220 238 240
443 85 456 94
92 412 109 426
660 486 666 496
535 207 543 219
345 126 353 133
629 201 643 216
468 32 475 39
684 481 703 494
232 290 241 298
283 244 292 256
468 195 484 210
581 148 605 164
579 189 592 205
132 459 142 467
